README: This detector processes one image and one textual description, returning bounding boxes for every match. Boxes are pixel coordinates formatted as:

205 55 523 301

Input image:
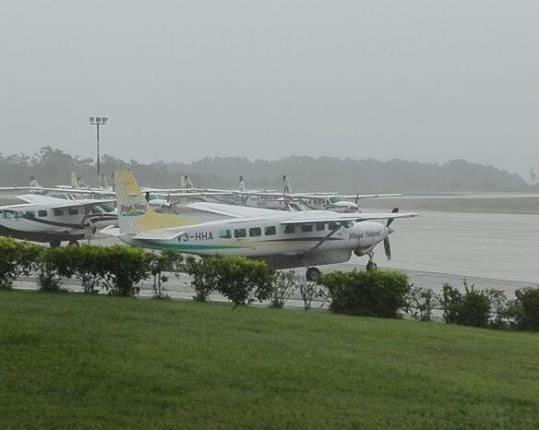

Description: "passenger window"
54 209 64 216
264 226 276 236
249 227 261 237
38 210 47 217
234 228 247 238
24 211 35 218
284 224 295 234
219 229 231 239
68 208 79 215
301 224 313 233
316 222 325 231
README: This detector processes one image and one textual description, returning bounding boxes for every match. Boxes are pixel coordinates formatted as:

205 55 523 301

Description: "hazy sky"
1 1 538 175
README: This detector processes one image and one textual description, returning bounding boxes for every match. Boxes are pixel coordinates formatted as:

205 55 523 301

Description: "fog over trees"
0 146 532 193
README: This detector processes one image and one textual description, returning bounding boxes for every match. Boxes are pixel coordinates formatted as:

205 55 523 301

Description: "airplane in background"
0 194 117 247
107 170 417 280
167 174 401 212
0 173 227 210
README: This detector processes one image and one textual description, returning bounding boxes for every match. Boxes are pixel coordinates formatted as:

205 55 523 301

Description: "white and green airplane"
109 170 418 280
0 194 117 247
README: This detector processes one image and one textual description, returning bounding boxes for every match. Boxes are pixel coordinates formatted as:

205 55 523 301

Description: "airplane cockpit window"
328 222 338 231
219 229 231 239
249 227 261 237
264 226 276 236
284 224 295 234
53 209 64 216
234 228 247 238
343 221 353 228
301 224 313 233
38 210 47 217
328 196 340 204
68 208 79 215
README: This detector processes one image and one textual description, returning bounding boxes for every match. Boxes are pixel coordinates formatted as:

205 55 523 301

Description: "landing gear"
49 240 61 248
366 251 378 272
306 267 322 283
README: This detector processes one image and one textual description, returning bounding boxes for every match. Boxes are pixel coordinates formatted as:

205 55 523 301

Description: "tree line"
0 146 532 192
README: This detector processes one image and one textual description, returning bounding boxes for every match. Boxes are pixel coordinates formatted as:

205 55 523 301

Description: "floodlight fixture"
89 115 109 180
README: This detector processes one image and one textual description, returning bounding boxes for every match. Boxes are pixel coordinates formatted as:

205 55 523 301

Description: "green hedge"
0 237 40 289
322 270 411 318
183 256 273 306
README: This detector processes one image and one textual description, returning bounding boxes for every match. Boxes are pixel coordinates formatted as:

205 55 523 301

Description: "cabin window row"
219 226 277 239
217 222 350 239
0 208 80 219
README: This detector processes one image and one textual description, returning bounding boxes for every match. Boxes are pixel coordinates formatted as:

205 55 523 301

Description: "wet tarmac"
3 193 539 294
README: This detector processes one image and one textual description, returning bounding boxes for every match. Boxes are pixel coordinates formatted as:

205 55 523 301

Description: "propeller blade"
384 237 391 260
387 207 399 227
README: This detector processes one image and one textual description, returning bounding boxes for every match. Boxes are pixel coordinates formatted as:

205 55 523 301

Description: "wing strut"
307 222 346 253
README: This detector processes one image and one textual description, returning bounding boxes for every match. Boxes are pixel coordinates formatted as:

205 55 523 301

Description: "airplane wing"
51 187 115 196
0 198 116 213
338 193 402 200
16 194 68 205
186 202 281 218
153 191 233 198
279 211 418 225
48 198 116 209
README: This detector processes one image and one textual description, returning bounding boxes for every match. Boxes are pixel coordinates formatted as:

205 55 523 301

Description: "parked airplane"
0 194 117 247
109 170 417 280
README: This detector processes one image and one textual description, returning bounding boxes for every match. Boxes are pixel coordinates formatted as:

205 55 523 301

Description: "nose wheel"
306 267 322 283
366 251 378 271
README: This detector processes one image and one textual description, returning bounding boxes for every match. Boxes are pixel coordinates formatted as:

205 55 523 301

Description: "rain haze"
1 1 538 175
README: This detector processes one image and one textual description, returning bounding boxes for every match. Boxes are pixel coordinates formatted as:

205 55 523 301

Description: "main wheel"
306 267 322 283
366 261 377 271
49 240 61 248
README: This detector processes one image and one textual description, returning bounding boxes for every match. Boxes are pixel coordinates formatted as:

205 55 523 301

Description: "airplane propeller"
384 208 399 260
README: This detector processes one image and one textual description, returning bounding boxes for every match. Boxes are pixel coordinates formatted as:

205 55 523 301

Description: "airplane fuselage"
0 204 117 243
121 216 389 270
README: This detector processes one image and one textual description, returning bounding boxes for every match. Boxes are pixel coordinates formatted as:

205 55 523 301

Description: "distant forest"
0 146 534 193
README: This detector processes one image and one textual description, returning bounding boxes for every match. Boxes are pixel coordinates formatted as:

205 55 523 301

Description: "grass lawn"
1 291 539 429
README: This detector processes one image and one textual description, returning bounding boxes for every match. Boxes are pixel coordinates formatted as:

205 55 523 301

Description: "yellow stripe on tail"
114 170 196 235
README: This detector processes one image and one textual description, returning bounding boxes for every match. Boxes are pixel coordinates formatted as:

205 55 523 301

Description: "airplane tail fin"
114 170 196 236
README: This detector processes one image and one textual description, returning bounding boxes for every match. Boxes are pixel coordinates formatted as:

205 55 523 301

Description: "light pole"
89 115 108 184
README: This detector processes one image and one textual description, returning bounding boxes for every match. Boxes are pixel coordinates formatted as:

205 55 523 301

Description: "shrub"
36 247 69 292
0 238 40 289
322 270 411 318
505 288 539 331
101 245 150 296
57 245 109 293
149 250 183 299
440 282 493 328
270 271 297 309
212 257 273 306
406 286 438 322
298 278 327 311
183 256 218 302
